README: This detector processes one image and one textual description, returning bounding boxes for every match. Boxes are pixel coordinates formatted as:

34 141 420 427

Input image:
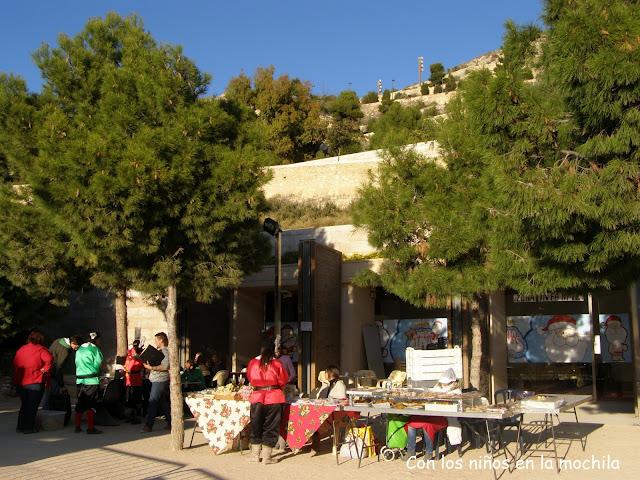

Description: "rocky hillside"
361 49 501 123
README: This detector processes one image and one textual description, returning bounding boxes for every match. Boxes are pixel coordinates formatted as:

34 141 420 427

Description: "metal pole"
275 230 282 340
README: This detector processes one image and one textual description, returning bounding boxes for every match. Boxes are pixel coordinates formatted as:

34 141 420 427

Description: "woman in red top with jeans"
12 329 53 433
124 339 144 423
246 339 288 464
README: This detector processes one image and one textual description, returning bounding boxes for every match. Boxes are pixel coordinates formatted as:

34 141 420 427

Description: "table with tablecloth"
281 402 341 450
185 392 345 454
184 394 251 454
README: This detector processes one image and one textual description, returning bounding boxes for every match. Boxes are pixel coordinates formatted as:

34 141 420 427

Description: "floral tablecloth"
281 402 339 450
185 394 250 454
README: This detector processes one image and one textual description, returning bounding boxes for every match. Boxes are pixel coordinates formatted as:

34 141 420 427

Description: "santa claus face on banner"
538 315 589 363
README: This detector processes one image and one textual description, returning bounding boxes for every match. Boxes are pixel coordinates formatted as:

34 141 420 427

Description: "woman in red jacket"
12 329 53 433
124 339 144 424
246 339 288 464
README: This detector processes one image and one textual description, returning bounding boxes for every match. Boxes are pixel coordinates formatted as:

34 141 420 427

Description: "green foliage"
444 75 457 92
225 66 326 163
355 1 640 306
369 102 437 149
265 196 352 229
328 91 363 121
429 63 445 85
422 103 438 117
433 84 443 94
324 90 363 155
361 91 379 104
0 277 66 340
420 83 430 95
394 92 406 99
378 89 393 114
0 13 270 307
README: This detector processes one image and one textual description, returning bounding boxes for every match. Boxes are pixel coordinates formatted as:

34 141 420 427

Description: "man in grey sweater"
141 332 170 432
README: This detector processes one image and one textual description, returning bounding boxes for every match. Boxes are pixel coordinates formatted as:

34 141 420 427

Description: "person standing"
74 331 104 434
12 329 53 433
142 332 170 432
43 335 82 409
246 339 288 464
277 346 297 385
124 339 144 424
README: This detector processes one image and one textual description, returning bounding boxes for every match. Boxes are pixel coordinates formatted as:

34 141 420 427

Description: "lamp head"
263 217 281 236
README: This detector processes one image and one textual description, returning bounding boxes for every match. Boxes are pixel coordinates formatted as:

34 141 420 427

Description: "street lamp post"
263 218 283 343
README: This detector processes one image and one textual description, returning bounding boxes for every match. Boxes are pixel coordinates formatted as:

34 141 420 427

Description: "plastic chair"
212 370 229 387
376 370 406 388
311 370 330 399
353 370 377 388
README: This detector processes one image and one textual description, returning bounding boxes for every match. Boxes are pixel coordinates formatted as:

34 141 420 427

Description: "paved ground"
0 398 638 480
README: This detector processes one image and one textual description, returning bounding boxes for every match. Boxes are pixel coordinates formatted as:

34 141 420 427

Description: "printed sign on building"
599 313 632 363
506 314 592 363
378 318 448 363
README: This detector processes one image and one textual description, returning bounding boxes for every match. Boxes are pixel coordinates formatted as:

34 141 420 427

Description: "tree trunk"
115 288 128 358
166 284 184 451
469 295 482 391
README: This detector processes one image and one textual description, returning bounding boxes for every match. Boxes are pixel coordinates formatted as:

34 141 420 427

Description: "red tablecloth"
281 403 339 450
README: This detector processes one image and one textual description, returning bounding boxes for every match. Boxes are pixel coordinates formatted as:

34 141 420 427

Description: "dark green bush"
361 91 379 104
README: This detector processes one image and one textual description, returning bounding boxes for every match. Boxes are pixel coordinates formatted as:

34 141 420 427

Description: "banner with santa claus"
507 314 592 363
379 318 448 363
599 313 632 363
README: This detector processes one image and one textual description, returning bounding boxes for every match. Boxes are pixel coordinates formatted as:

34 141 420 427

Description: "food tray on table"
520 395 566 410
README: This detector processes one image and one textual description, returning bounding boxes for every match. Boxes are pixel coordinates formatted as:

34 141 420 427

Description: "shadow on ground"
0 400 223 480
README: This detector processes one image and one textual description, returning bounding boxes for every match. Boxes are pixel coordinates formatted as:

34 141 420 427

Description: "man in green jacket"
74 331 104 434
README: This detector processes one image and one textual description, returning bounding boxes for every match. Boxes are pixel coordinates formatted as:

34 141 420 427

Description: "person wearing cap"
74 331 104 434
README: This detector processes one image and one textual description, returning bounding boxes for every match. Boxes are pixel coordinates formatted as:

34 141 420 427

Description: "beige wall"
126 290 168 349
340 284 375 373
263 142 440 207
277 225 377 257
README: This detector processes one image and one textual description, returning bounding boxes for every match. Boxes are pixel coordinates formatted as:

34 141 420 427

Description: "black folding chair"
494 388 534 461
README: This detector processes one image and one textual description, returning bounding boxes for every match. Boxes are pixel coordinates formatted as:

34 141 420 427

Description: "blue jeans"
145 381 170 428
17 383 44 432
407 426 434 456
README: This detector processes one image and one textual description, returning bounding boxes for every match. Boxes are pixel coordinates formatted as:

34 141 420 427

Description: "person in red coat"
124 339 144 424
246 339 288 464
12 329 53 433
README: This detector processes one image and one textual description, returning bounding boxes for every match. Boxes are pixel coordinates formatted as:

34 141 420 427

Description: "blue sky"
0 1 543 97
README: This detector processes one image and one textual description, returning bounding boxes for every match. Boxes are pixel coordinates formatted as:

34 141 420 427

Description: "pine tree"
0 75 86 335
0 13 270 450
429 63 446 85
355 2 640 388
369 102 437 149
326 90 364 155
